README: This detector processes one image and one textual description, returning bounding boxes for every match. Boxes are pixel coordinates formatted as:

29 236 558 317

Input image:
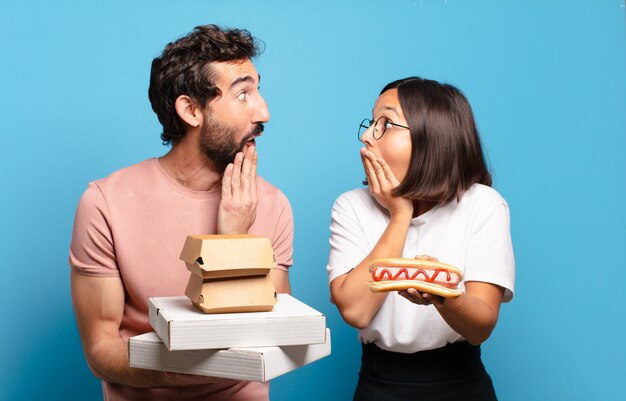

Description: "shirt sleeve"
271 191 294 271
326 193 371 284
463 201 515 302
68 182 120 277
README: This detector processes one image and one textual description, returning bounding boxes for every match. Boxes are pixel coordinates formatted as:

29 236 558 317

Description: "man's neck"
158 140 222 192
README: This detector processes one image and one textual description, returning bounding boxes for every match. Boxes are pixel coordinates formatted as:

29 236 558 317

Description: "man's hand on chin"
217 146 258 234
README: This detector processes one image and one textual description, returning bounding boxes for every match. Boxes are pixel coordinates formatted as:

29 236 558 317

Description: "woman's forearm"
331 214 412 328
434 282 505 345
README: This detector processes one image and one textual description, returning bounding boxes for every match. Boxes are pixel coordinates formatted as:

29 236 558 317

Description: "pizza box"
149 293 326 351
128 328 331 382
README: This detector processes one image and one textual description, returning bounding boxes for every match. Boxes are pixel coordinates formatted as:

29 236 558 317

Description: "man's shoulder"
91 158 157 191
256 176 289 203
77 158 158 207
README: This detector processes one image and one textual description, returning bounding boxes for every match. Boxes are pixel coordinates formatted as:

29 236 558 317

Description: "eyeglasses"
358 117 409 141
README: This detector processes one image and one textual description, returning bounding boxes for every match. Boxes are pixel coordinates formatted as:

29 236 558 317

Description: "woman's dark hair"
383 77 492 203
148 24 262 145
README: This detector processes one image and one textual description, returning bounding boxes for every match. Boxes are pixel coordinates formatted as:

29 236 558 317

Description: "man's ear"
174 95 203 128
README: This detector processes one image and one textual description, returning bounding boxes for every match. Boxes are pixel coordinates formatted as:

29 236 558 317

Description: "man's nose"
254 95 270 123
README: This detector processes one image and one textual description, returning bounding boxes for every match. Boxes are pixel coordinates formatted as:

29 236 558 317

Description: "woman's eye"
384 119 393 129
237 92 247 101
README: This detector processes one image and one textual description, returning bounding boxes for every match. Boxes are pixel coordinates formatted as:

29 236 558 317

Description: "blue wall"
1 1 625 400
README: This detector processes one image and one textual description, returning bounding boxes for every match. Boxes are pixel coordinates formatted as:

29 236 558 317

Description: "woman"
327 77 515 401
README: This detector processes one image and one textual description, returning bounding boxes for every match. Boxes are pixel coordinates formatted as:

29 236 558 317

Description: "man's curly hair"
148 25 262 145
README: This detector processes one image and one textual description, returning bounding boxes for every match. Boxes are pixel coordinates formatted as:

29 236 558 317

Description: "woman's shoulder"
332 187 382 215
462 183 508 207
334 187 374 206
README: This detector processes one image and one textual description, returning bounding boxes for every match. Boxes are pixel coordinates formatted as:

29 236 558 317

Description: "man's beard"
199 115 264 173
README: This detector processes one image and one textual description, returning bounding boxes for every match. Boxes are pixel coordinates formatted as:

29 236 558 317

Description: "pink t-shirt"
69 158 294 401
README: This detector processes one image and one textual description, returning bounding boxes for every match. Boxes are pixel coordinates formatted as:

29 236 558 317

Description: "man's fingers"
250 149 258 204
217 149 259 235
222 163 234 200
232 152 243 187
230 152 243 203
240 147 254 199
251 148 258 180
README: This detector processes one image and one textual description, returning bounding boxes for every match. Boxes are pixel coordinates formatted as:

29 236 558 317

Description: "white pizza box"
128 328 331 382
149 293 326 350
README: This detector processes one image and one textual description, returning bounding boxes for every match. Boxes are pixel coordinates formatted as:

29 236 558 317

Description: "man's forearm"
86 335 233 388
270 268 291 294
87 336 170 387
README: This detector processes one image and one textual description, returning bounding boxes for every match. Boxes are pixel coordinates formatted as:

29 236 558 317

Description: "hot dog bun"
367 258 463 299
368 279 463 298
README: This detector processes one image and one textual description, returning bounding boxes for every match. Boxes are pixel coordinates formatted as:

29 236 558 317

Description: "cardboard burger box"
149 294 327 351
129 329 331 382
180 234 278 314
180 234 277 279
185 274 277 314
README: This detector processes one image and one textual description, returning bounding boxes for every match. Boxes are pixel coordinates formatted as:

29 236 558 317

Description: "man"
69 25 293 400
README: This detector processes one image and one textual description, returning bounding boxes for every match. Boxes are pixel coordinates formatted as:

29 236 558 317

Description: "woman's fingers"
361 149 395 190
360 148 414 217
399 288 428 305
376 156 399 187
368 155 388 190
399 288 442 307
414 255 439 262
361 149 380 194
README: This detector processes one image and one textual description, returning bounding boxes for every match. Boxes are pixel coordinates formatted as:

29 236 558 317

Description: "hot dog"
367 258 463 298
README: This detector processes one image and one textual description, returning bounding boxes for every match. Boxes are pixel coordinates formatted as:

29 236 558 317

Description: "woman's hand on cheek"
361 148 413 219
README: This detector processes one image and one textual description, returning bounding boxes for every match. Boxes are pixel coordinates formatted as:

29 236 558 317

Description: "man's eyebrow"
229 74 260 89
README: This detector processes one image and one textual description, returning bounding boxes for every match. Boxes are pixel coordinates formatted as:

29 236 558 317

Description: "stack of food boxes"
128 234 331 382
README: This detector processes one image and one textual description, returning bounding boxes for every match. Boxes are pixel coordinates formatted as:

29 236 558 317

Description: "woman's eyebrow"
382 105 400 116
374 105 400 117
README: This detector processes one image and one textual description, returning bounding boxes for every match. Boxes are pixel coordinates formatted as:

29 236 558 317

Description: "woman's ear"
174 95 203 128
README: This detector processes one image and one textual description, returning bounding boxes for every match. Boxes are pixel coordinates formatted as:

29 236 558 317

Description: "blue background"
1 0 625 400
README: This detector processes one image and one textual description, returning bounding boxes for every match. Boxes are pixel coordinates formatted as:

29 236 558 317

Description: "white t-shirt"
326 184 515 353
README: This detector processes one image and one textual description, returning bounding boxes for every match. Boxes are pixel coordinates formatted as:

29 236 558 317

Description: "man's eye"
237 92 247 101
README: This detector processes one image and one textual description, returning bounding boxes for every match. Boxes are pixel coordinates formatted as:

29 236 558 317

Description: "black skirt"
353 342 497 401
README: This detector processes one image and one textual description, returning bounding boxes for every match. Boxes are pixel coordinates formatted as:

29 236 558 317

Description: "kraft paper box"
129 329 331 382
180 234 276 279
185 273 277 314
149 294 326 351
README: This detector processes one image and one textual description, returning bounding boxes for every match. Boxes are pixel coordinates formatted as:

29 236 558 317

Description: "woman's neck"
412 200 437 218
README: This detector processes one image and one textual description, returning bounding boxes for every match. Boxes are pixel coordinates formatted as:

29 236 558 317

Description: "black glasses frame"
357 117 409 141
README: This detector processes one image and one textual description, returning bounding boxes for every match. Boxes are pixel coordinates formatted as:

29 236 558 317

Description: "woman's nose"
360 126 375 146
